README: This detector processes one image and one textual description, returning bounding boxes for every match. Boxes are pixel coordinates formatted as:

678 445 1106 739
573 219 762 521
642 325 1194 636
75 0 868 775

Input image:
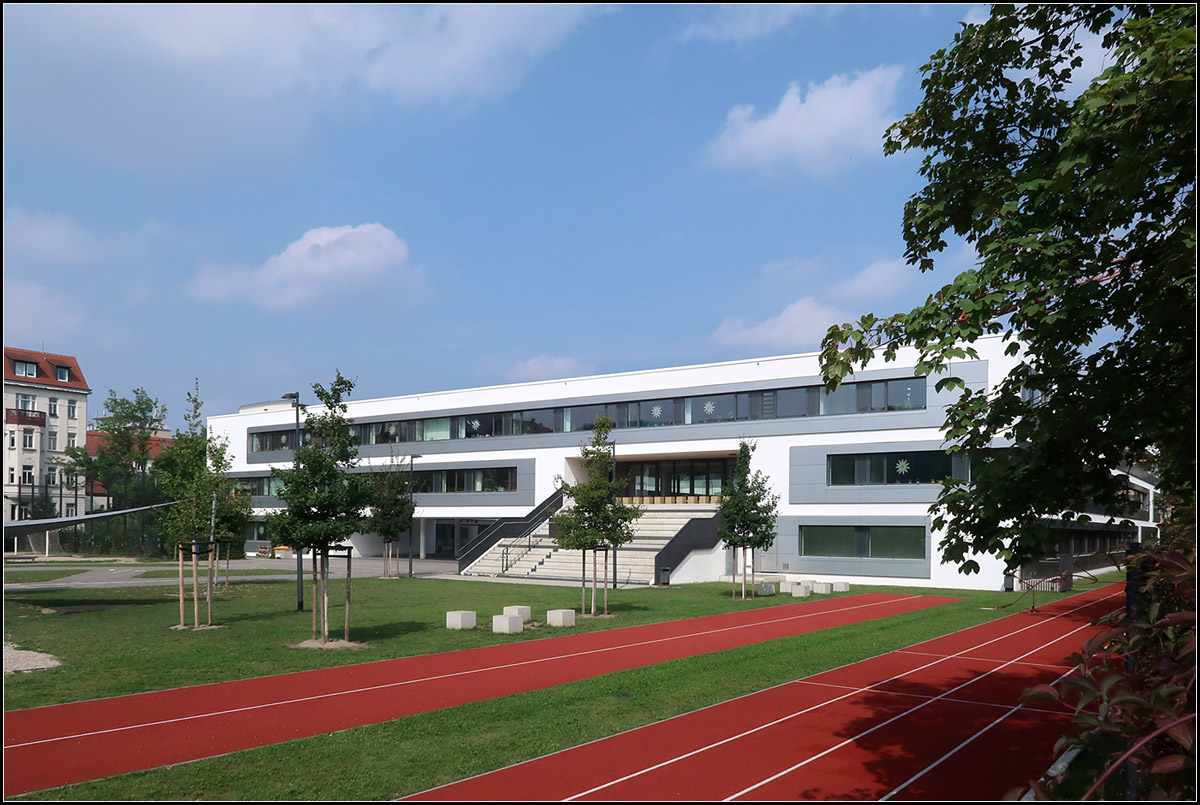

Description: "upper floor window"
67 431 78 448
67 399 78 419
49 397 59 416
828 450 969 486
14 360 37 377
56 366 70 382
22 429 35 449
21 465 35 484
48 431 59 451
16 393 36 411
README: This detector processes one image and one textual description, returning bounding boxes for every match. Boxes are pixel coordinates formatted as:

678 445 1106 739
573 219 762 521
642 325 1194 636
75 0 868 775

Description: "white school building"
208 335 1158 592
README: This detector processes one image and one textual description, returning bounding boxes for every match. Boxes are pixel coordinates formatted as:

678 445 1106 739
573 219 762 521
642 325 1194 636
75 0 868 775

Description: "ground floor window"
800 525 926 559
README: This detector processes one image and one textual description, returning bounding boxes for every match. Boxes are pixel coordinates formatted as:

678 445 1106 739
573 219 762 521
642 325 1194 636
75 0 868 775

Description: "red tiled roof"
3 346 90 392
86 430 174 459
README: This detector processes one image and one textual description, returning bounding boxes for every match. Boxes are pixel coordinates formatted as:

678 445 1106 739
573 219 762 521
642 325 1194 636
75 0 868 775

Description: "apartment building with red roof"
4 347 92 523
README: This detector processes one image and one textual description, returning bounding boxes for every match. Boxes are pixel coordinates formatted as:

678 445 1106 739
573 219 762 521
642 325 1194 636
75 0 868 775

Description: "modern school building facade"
208 335 1157 592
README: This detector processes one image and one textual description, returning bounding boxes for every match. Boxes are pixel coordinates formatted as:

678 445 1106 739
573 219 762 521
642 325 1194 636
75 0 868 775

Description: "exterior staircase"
462 506 716 586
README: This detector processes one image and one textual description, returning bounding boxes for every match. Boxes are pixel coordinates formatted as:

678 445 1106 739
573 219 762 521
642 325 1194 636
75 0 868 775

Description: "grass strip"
4 570 90 584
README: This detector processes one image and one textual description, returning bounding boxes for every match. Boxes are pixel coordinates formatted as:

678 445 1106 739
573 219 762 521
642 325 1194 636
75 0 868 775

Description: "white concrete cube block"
792 584 811 598
756 583 776 596
812 582 832 594
547 609 575 627
446 610 476 630
492 614 524 634
832 581 850 592
503 605 532 622
780 580 794 593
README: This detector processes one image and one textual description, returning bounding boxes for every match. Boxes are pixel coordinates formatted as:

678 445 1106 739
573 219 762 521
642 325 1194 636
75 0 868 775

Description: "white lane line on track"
721 592 1120 801
6 595 925 750
793 679 1075 716
878 664 1081 800
893 649 1074 670
559 589 1119 802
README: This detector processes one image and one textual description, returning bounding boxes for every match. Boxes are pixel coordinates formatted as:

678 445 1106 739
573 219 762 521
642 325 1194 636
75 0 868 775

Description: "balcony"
6 408 46 427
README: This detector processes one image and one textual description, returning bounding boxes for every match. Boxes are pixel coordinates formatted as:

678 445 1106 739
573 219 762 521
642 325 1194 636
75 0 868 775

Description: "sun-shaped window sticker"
469 419 481 431
650 405 663 419
703 401 716 415
894 459 910 475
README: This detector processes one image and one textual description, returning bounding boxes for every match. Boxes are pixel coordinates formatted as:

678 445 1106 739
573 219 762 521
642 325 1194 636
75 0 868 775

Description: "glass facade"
617 458 735 499
247 377 929 453
827 450 968 485
800 525 926 559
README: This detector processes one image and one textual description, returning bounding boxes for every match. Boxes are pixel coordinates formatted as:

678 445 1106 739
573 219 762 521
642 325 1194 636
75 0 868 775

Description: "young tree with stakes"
267 371 369 643
819 6 1194 797
718 441 780 600
154 382 251 561
553 417 642 616
364 453 416 579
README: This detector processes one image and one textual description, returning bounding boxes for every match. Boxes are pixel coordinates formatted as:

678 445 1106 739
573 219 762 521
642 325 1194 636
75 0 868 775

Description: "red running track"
3 592 955 796
408 584 1122 801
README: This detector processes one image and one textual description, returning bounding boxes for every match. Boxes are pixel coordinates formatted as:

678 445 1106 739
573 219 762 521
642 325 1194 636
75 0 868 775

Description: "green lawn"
3 569 90 584
5 575 1115 800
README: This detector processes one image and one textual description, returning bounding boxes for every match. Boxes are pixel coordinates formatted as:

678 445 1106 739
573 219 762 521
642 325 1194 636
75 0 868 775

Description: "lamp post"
408 453 421 577
282 392 303 611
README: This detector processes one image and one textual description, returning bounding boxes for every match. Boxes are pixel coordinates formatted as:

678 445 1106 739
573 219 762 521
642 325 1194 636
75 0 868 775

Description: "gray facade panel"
761 514 932 579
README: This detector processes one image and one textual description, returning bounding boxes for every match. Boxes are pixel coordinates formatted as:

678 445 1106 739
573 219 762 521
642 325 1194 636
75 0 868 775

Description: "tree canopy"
267 372 367 555
153 382 250 557
718 441 780 598
820 4 1195 574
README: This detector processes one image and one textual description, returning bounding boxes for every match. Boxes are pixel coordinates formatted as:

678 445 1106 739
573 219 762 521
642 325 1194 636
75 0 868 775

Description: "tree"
818 5 1194 797
266 371 368 643
363 454 416 579
154 382 251 560
553 417 642 616
718 442 780 600
63 388 168 554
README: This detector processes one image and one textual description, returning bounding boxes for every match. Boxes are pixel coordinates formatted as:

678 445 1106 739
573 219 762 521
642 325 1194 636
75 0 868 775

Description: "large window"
248 376 928 451
827 450 966 485
800 525 926 559
14 360 37 377
16 394 36 411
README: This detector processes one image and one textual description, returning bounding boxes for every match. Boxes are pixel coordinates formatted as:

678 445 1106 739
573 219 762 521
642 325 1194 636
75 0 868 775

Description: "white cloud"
707 66 903 173
505 355 589 383
2 280 87 344
3 5 603 170
2 206 166 267
3 207 105 265
827 258 916 303
712 297 850 351
760 255 822 282
679 5 818 45
189 223 419 310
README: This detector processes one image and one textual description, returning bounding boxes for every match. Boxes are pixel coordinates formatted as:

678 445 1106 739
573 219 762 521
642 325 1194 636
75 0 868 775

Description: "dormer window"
14 360 37 377
56 366 70 382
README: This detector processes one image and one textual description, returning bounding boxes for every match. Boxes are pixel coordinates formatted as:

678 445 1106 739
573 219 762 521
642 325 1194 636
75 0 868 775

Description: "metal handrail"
457 489 564 572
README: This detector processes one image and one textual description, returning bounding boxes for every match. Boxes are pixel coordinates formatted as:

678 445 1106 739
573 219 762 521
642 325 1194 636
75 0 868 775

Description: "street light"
408 453 422 577
282 392 302 611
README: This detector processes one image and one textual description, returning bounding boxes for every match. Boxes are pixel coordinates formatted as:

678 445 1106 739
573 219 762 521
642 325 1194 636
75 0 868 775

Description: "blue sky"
3 4 1001 430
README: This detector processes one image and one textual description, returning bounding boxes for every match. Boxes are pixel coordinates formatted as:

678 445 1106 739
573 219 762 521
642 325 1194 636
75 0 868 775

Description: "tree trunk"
311 550 319 641
344 552 351 642
603 548 609 616
321 550 330 643
741 547 747 600
750 549 756 599
590 549 597 617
